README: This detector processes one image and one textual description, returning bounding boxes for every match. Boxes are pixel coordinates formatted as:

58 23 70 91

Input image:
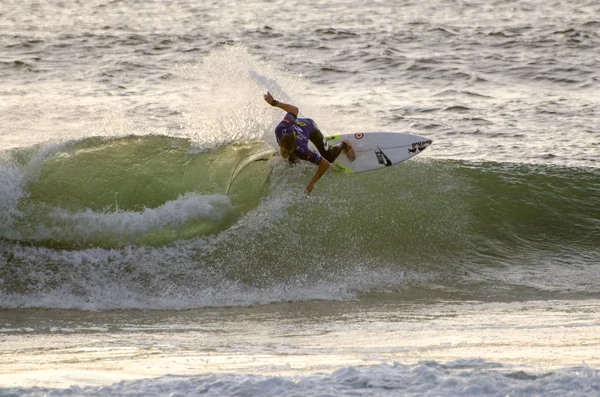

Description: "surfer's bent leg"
309 123 344 163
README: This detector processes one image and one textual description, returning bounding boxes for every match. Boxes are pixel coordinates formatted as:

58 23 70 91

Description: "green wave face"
2 135 598 265
4 136 273 247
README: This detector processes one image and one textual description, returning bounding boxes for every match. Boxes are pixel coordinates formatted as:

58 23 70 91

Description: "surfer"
264 91 355 194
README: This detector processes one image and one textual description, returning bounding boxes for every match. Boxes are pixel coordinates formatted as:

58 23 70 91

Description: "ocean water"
1 0 599 395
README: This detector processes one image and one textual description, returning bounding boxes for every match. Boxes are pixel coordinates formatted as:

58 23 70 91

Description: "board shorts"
307 120 344 163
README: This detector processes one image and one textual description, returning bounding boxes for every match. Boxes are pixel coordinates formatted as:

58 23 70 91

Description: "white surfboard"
324 132 432 173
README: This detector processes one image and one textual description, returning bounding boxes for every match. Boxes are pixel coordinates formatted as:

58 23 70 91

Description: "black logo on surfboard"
375 147 392 166
408 140 433 153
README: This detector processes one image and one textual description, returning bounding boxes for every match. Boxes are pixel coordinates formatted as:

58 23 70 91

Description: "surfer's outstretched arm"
305 159 330 195
264 92 298 117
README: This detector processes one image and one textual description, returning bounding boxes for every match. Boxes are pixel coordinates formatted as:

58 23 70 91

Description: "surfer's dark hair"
280 133 298 165
280 133 296 151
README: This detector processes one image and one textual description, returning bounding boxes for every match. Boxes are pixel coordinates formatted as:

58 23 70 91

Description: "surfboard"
324 132 432 173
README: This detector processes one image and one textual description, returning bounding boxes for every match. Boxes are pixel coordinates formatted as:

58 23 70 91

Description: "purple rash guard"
275 112 323 165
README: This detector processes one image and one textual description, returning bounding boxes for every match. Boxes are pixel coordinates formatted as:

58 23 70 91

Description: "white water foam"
0 142 70 234
0 238 427 311
5 360 599 396
0 162 26 230
18 192 233 243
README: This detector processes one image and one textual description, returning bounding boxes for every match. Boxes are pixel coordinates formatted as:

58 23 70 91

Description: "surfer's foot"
343 140 356 162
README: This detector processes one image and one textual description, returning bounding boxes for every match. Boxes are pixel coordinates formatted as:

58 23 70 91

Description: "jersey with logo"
275 113 322 165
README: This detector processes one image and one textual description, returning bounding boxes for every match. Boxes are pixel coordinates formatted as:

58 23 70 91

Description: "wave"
0 136 598 309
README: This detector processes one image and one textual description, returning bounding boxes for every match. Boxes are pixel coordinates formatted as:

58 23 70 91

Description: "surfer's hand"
305 182 315 195
264 92 276 106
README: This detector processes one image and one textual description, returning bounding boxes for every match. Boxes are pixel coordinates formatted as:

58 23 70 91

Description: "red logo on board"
354 133 364 140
